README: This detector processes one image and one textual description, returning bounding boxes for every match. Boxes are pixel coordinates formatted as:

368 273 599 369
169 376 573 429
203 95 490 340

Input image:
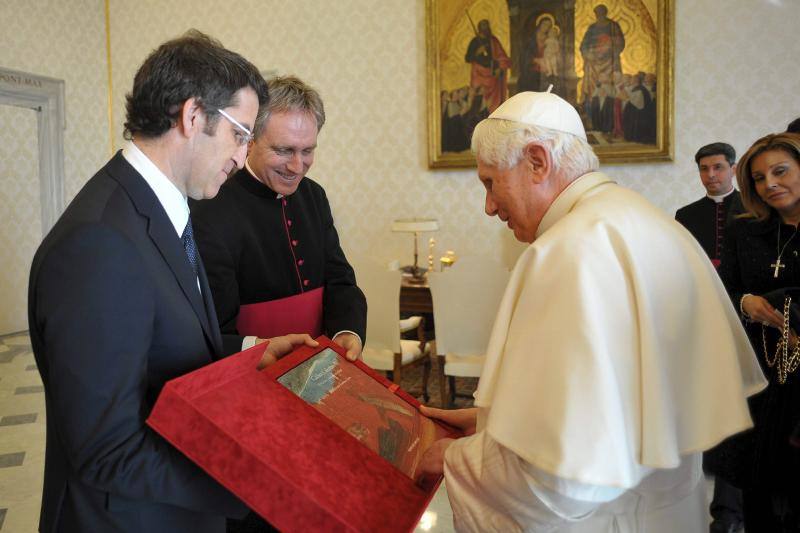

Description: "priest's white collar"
536 172 614 238
707 186 736 203
244 158 284 199
122 140 189 238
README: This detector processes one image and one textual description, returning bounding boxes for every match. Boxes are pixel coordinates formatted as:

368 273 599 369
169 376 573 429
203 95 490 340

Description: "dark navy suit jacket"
28 152 247 532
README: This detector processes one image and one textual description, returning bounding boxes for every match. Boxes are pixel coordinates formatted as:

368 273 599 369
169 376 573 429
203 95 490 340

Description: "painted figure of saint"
464 19 511 113
580 4 625 116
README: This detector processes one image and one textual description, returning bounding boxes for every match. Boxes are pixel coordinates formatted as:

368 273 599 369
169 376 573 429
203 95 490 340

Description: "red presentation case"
147 337 455 532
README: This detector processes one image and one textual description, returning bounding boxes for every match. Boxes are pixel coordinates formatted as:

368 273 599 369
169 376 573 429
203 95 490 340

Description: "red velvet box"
147 337 453 532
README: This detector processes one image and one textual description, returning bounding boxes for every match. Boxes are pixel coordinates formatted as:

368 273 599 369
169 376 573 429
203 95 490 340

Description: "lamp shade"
391 218 439 233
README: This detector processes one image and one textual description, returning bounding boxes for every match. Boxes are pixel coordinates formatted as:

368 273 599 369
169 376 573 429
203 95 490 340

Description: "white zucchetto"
488 90 587 141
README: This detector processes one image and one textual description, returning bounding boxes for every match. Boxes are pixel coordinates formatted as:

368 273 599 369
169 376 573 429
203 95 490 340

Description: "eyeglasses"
215 108 254 146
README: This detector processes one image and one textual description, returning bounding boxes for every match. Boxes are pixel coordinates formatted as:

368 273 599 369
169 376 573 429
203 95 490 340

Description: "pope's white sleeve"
443 431 647 532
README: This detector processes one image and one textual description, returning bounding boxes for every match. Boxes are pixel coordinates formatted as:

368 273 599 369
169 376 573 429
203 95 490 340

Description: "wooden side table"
399 276 433 314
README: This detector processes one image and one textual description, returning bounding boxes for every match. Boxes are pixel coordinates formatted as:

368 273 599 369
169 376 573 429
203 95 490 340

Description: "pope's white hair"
471 119 599 180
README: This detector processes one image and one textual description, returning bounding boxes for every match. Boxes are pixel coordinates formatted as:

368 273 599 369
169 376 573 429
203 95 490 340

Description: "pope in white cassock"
418 91 768 532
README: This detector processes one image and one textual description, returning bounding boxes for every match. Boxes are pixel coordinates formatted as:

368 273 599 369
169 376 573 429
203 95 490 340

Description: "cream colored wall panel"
107 0 800 267
0 0 108 203
0 105 41 334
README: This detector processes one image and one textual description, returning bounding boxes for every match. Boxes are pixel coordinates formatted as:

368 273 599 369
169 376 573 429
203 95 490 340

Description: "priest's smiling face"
478 156 551 243
248 110 318 196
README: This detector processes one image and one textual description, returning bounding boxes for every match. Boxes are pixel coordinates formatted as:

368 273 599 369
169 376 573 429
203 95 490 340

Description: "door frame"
0 67 66 234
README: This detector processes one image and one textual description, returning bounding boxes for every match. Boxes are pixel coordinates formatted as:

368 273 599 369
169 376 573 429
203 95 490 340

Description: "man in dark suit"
675 141 744 533
676 142 744 270
28 30 315 533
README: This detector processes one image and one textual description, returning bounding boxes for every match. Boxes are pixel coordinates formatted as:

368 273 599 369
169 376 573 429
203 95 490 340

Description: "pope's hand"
419 406 478 436
333 332 362 361
256 334 319 370
418 438 455 477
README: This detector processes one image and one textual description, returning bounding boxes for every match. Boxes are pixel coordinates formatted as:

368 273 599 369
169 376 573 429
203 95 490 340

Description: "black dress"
717 214 800 530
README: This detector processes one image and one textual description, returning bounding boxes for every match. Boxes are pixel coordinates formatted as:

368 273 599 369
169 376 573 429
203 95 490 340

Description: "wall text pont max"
0 73 43 88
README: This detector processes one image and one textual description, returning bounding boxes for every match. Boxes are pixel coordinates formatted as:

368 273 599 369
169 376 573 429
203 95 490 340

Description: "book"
275 345 450 480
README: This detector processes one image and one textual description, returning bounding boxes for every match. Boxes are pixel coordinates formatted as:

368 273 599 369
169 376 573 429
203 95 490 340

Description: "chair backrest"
428 256 510 356
350 257 401 354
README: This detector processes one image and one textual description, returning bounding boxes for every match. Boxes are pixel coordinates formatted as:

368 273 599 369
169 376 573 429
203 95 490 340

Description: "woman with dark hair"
718 132 800 531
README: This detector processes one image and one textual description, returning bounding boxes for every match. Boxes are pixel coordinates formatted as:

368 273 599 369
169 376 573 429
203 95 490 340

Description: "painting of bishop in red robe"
464 19 512 113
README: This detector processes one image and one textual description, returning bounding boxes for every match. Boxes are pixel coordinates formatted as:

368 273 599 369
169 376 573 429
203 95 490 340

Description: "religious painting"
426 0 674 167
277 347 451 479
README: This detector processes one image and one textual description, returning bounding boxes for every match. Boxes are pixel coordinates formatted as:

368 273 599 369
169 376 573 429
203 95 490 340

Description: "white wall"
108 0 800 268
0 0 109 200
0 0 108 332
4 0 798 269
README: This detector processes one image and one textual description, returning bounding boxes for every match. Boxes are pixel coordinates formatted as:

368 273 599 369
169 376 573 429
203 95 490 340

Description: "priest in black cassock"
191 75 366 361
192 77 366 533
675 141 745 533
676 142 744 269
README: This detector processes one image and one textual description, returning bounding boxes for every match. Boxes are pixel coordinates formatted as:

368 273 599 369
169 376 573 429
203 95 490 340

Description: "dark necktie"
182 217 199 277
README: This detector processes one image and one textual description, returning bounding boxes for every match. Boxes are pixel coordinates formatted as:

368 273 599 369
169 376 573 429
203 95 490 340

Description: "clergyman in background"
675 142 744 269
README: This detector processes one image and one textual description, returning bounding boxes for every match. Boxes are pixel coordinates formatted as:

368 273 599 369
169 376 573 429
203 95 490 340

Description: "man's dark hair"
694 142 736 167
124 29 269 140
787 117 800 134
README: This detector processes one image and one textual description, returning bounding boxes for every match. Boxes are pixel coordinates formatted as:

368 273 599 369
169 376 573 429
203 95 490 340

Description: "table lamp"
391 218 439 281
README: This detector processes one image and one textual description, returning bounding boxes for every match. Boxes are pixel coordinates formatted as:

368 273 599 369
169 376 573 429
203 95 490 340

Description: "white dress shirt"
122 141 189 239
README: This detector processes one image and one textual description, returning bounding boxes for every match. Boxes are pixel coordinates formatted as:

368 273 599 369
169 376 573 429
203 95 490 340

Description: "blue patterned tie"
182 217 199 277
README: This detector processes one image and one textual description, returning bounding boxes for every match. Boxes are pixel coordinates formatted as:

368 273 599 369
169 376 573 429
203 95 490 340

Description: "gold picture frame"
426 0 674 168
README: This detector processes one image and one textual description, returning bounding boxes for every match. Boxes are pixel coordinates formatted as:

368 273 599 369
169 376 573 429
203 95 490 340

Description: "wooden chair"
428 256 510 407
